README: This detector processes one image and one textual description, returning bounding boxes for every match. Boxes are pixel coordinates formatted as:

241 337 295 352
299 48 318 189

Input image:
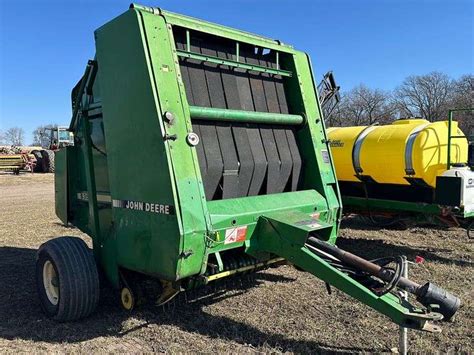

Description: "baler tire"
36 237 100 322
31 150 44 173
41 149 55 173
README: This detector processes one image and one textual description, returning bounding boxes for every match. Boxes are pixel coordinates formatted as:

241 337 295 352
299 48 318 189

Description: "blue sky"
0 0 472 144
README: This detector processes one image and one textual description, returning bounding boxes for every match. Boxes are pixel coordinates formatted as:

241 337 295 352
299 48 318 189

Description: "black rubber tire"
41 149 55 173
31 150 44 173
36 237 100 322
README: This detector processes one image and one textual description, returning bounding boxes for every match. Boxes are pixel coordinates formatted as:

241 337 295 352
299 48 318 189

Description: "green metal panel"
281 51 341 244
95 10 186 281
205 190 332 254
54 149 68 225
138 10 211 279
131 4 295 53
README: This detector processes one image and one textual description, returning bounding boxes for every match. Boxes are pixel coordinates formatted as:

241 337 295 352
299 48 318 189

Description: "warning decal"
224 226 248 244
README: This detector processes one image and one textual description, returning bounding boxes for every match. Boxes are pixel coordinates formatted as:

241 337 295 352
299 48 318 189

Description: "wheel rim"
121 288 134 311
43 260 59 305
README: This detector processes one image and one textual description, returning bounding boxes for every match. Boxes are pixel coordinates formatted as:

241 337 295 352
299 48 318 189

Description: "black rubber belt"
199 122 223 200
200 43 239 198
191 123 208 186
273 127 293 192
286 129 302 190
216 45 255 196
174 33 302 200
232 123 254 196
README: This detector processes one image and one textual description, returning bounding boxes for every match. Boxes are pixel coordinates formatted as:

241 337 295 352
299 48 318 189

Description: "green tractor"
33 126 74 173
37 5 459 334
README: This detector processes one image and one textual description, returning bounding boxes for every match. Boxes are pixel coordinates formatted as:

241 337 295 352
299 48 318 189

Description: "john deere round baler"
36 4 459 332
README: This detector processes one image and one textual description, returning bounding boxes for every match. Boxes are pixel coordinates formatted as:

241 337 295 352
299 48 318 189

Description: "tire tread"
36 236 99 322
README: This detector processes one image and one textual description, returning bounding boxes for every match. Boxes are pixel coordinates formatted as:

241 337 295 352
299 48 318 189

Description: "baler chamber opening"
173 27 306 201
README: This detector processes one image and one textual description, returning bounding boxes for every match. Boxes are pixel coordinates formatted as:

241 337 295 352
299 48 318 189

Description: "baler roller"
189 106 304 125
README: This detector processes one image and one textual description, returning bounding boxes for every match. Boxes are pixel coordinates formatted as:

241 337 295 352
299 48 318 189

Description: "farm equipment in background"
32 126 74 173
327 108 474 232
36 5 459 333
318 71 340 122
0 146 37 174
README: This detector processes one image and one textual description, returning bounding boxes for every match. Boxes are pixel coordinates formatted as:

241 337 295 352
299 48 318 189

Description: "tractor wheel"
36 237 100 321
41 149 55 173
31 150 44 173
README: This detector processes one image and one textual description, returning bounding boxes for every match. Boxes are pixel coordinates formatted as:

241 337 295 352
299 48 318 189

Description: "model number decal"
112 199 175 215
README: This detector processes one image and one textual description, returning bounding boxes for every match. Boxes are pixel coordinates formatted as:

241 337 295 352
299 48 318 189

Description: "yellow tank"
327 119 468 188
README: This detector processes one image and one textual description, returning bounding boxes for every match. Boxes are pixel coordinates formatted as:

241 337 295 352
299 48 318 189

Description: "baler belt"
245 125 267 196
174 30 302 200
231 125 254 196
260 127 280 193
273 128 293 192
200 44 240 198
198 122 224 200
216 123 240 199
286 129 302 191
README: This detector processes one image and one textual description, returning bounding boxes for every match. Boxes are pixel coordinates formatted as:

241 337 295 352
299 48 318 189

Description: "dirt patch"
0 174 472 352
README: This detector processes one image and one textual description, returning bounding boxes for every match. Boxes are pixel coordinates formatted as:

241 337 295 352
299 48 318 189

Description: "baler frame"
37 4 460 331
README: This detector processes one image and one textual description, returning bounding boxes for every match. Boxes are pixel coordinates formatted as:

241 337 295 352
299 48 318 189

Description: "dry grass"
0 173 472 353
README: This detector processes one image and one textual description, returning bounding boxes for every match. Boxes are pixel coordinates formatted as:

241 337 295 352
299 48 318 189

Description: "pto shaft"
306 237 460 321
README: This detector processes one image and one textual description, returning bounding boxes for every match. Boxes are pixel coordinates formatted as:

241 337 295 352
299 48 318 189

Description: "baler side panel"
55 148 68 225
283 52 341 242
65 126 92 236
139 11 210 279
95 10 186 280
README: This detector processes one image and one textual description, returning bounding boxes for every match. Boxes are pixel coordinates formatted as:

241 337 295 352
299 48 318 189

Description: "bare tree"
0 129 5 145
329 85 394 127
326 103 348 127
394 72 453 122
4 127 25 146
449 74 473 135
32 124 58 147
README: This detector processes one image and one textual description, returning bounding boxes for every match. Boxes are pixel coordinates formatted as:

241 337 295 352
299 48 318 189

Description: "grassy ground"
0 173 472 353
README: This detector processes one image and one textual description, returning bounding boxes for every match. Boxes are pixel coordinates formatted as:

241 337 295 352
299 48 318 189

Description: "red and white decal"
224 226 248 244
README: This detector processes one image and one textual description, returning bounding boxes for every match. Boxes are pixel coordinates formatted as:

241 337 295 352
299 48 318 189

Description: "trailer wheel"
31 150 44 173
120 287 135 311
36 237 99 321
41 149 55 173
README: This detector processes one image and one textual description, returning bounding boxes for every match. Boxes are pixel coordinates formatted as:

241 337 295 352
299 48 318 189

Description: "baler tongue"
247 211 459 332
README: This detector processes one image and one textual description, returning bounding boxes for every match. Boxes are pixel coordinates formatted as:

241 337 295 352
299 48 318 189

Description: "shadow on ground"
0 246 373 353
